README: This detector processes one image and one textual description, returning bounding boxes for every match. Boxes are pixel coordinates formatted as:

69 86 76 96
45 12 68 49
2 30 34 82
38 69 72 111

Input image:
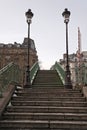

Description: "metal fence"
0 62 21 97
52 62 65 85
30 61 40 84
0 61 40 97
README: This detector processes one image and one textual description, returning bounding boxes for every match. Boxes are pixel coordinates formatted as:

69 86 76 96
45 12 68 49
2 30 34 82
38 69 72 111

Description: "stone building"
59 52 87 86
0 38 38 70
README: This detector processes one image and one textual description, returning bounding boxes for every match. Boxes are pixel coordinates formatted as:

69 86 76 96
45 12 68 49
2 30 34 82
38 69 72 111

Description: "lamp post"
24 9 34 87
62 8 72 89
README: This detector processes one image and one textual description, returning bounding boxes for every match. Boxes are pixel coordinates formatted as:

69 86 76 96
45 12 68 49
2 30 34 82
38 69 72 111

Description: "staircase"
33 70 63 86
0 70 87 129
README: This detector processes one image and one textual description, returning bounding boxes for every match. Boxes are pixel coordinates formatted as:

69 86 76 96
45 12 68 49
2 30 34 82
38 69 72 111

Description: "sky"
0 0 87 69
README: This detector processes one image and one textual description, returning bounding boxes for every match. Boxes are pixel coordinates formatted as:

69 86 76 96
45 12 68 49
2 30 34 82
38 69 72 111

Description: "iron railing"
52 62 65 85
0 62 21 97
30 61 39 84
0 61 40 97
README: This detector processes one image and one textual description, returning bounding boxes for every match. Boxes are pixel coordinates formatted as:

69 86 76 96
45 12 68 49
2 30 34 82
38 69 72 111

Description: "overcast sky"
0 0 87 69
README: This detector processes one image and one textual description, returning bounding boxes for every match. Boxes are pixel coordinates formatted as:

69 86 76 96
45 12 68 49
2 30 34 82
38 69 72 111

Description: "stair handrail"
30 61 40 84
0 62 13 75
0 62 21 97
52 61 65 84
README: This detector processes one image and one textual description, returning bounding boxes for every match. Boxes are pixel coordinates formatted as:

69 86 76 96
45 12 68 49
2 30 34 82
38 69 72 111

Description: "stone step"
33 80 60 83
16 86 65 91
32 83 62 86
0 120 87 129
11 100 87 107
14 92 82 97
35 76 60 79
3 112 87 121
33 83 62 85
36 73 58 75
12 96 86 102
15 90 82 95
16 88 81 93
6 106 87 113
36 70 58 75
35 76 59 79
37 70 56 73
34 77 59 81
0 120 49 129
28 84 64 88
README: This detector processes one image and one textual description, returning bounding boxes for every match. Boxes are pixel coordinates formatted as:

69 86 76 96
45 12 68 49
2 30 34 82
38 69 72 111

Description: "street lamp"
62 8 72 89
24 9 34 87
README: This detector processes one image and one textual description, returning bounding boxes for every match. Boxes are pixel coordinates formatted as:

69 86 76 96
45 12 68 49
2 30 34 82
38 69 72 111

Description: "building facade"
0 38 38 69
59 52 87 87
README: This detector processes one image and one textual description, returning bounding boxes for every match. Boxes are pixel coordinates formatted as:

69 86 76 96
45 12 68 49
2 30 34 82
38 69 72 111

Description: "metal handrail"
0 61 39 97
0 62 21 97
52 62 65 85
30 61 39 84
